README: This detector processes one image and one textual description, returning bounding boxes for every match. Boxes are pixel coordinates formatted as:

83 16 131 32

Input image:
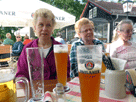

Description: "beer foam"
0 71 15 83
54 46 68 53
54 49 68 53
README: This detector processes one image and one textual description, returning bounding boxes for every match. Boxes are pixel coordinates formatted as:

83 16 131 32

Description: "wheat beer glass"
77 45 102 102
54 44 69 92
27 47 44 101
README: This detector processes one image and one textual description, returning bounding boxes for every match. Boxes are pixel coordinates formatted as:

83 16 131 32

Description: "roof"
80 0 136 18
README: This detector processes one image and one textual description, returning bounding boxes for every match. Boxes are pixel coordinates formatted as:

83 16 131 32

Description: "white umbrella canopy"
14 27 30 37
0 0 76 29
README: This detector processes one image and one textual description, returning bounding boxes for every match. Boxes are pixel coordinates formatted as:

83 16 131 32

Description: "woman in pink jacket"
15 8 70 80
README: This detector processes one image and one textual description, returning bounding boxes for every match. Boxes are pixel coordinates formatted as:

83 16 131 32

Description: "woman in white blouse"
108 19 136 69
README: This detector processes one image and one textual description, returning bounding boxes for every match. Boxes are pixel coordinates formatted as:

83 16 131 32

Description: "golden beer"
77 45 102 102
79 70 101 102
54 52 68 86
0 72 16 102
101 53 109 80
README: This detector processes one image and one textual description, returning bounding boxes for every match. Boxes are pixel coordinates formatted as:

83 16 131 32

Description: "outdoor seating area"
0 45 11 66
1 0 136 102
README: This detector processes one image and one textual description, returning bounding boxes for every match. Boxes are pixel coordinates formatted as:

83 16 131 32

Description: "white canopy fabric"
14 27 30 37
0 0 75 29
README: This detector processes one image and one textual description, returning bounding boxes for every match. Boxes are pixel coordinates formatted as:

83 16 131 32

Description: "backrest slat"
0 45 11 62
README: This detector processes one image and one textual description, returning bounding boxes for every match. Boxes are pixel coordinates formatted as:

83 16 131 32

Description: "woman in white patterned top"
108 19 136 69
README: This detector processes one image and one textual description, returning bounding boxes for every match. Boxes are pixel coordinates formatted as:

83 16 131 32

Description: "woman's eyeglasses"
16 36 20 38
120 29 134 34
80 28 94 33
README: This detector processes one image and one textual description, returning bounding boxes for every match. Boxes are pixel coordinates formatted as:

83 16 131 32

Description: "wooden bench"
0 45 11 62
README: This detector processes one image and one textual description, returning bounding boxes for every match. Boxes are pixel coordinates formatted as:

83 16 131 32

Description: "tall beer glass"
77 45 102 102
54 44 69 92
101 52 109 83
101 43 110 83
26 47 44 101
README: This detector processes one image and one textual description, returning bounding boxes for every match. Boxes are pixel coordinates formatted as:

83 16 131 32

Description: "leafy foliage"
41 0 86 21
0 27 22 42
0 0 86 42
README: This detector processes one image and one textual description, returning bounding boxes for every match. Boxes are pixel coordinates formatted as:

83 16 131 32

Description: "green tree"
0 27 22 42
41 0 85 21
0 0 85 40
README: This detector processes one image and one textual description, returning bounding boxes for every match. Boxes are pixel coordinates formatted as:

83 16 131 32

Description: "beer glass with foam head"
0 68 30 102
26 47 44 101
0 45 29 102
54 44 69 92
77 45 102 102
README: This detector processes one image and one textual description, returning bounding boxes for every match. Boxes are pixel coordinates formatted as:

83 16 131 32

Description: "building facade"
80 0 136 42
61 0 136 43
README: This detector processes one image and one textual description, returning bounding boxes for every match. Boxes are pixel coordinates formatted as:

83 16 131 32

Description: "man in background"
70 33 79 44
30 37 35 41
55 32 65 44
3 33 14 46
23 34 32 45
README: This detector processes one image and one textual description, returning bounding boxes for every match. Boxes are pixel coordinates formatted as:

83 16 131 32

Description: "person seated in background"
30 37 35 41
70 17 104 78
12 34 23 57
15 8 70 80
23 34 32 45
69 33 79 44
3 33 14 46
109 19 136 69
55 32 65 44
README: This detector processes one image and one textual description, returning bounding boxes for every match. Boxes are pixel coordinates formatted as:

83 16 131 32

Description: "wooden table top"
16 78 71 102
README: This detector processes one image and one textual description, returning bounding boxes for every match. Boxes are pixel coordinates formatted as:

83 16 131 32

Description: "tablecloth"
17 77 136 102
65 77 136 102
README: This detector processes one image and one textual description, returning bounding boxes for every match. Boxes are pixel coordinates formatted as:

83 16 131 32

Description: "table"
16 78 70 102
17 77 136 102
66 77 136 102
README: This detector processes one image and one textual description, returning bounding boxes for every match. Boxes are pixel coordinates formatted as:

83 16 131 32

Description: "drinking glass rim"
26 47 43 50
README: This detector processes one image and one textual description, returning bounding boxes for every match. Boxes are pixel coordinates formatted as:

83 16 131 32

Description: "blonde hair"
112 28 118 42
6 33 11 38
33 8 56 28
112 19 133 42
75 17 94 34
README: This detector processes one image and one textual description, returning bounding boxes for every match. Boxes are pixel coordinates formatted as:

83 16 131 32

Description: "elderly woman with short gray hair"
15 8 70 80
3 33 14 46
70 17 104 77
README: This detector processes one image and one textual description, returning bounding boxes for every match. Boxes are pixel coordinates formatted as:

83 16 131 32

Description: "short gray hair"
117 19 133 31
112 19 133 42
6 33 11 38
33 8 56 29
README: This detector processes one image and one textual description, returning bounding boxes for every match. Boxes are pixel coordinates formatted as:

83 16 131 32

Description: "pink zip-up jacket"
15 37 70 80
